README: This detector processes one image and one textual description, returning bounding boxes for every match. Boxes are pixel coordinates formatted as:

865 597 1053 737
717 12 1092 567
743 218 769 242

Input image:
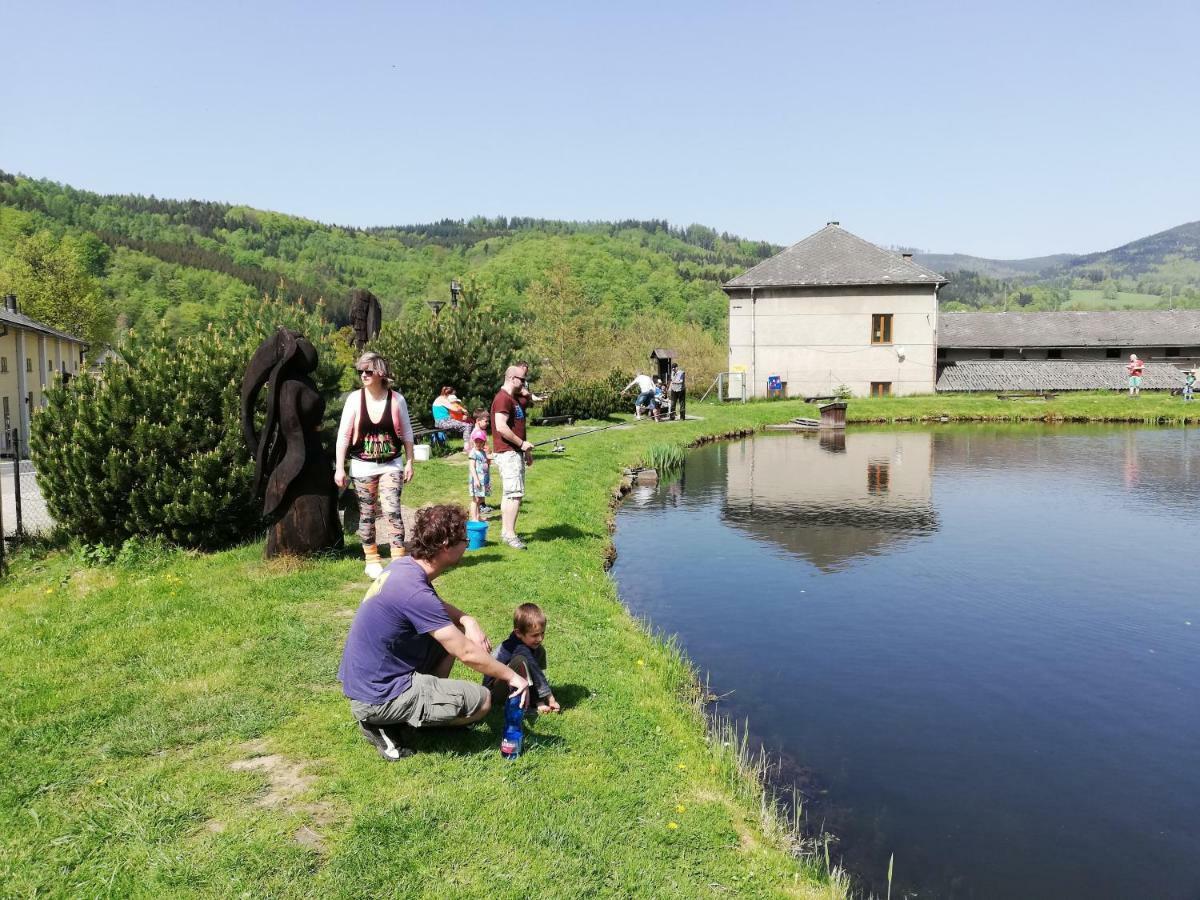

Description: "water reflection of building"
723 431 937 570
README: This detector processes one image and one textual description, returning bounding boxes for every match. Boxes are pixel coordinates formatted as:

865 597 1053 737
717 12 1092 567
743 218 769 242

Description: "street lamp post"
450 279 462 309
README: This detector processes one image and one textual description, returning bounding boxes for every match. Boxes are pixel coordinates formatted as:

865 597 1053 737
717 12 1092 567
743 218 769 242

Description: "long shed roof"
935 359 1184 392
940 310 1200 349
724 224 947 290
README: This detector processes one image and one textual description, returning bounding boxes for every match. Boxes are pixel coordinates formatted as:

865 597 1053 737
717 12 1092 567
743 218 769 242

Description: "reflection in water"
723 431 937 572
613 426 1200 900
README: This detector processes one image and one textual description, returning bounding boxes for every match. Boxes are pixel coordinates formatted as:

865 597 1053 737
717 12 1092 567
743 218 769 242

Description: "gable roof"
724 224 947 290
935 359 1184 392
940 310 1200 349
0 306 85 344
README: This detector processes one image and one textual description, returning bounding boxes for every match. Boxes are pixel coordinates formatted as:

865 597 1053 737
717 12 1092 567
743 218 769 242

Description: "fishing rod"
528 415 660 452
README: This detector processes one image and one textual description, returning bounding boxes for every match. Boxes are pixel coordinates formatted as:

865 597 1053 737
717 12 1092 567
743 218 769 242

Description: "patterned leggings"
354 470 405 548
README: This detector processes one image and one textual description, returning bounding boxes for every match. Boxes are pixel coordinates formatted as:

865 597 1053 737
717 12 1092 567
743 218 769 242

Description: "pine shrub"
31 298 342 549
543 369 630 421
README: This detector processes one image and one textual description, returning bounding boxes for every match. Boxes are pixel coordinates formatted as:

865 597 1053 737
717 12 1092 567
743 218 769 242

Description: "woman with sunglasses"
335 352 415 579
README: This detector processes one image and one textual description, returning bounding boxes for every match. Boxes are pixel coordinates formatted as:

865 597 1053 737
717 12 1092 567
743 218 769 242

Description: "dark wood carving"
240 328 343 557
349 288 382 350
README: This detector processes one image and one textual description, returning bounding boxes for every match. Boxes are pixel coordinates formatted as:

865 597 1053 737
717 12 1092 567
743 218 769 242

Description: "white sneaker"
364 561 384 580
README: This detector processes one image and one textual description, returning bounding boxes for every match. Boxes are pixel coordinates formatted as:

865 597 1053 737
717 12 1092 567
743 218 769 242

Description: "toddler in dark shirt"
485 602 560 713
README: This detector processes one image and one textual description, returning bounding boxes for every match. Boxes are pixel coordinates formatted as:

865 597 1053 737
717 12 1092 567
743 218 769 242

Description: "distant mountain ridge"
913 252 1075 280
916 220 1200 284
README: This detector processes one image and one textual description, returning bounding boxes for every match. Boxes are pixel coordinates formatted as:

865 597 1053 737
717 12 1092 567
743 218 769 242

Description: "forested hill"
920 220 1200 312
0 171 776 338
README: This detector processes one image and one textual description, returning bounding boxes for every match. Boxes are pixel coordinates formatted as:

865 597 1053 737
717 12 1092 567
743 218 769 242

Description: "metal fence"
1 426 55 573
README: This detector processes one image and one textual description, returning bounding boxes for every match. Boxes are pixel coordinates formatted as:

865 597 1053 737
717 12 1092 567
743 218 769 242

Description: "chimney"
827 221 840 227
3 294 16 313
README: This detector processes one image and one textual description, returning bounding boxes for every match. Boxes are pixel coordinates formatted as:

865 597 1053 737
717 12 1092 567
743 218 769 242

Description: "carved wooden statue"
240 328 342 557
349 288 382 351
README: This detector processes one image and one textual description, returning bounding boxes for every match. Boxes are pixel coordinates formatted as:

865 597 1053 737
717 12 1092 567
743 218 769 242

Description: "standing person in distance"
335 352 415 579
491 364 534 550
668 361 686 421
1126 353 1144 397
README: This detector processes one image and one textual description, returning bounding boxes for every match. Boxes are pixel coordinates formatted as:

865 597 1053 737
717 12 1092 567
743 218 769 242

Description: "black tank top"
351 390 401 463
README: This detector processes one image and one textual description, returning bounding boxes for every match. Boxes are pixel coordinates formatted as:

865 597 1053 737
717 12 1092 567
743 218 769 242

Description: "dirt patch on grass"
691 787 763 853
210 740 340 854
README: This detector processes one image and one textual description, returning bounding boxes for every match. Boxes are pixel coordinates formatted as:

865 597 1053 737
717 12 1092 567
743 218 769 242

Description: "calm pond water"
612 426 1200 900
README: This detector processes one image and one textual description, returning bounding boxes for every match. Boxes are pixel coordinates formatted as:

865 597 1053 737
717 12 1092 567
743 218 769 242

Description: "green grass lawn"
1064 289 1163 309
846 390 1199 424
0 400 848 899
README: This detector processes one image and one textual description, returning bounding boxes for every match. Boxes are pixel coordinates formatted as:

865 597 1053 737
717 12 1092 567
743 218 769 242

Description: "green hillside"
930 221 1200 312
0 171 774 337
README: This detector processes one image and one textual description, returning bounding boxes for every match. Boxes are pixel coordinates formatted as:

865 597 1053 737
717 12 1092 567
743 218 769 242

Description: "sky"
2 0 1198 258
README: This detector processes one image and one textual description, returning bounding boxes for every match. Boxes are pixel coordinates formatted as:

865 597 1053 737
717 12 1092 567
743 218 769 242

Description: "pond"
612 425 1200 900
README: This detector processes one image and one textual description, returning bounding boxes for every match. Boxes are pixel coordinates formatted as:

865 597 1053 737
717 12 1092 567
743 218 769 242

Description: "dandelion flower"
45 588 53 595
677 763 687 770
667 821 678 830
636 659 645 667
676 804 686 813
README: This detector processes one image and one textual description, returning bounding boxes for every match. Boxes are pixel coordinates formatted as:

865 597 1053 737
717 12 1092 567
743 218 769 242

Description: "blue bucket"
466 520 489 550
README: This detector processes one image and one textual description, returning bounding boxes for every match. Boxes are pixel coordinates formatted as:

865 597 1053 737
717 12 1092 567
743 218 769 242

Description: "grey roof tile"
0 307 85 343
940 310 1200 348
935 359 1186 392
724 224 947 289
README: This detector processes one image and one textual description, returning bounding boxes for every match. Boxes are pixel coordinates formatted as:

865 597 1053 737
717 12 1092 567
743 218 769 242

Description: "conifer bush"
31 298 342 549
542 369 630 421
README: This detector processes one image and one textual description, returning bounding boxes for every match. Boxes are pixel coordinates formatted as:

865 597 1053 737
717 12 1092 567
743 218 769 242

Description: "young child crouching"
484 603 560 713
467 409 491 521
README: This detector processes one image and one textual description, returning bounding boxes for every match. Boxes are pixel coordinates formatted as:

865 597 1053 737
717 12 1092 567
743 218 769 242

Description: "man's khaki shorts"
350 672 489 728
494 450 526 500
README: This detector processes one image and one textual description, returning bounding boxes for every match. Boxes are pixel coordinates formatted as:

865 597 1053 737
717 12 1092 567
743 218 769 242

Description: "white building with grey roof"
723 223 946 398
725 226 1200 397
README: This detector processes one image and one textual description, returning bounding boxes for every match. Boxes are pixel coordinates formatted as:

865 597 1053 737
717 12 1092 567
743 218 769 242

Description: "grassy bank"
843 390 1200 424
0 400 848 899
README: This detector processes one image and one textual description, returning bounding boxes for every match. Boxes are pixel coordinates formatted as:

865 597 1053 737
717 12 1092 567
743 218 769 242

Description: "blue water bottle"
500 694 524 760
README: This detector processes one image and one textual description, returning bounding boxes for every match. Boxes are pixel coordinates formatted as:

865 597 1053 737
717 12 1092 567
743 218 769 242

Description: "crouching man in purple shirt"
338 503 530 760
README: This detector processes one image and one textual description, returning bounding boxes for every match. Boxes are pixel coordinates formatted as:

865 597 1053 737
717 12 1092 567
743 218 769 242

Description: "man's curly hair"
409 504 469 561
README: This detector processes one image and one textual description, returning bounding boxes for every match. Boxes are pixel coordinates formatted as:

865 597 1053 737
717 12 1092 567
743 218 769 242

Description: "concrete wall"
727 284 939 398
0 330 86 455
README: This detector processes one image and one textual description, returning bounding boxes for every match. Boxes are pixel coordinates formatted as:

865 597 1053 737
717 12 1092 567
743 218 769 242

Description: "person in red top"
491 363 534 549
1126 353 1144 397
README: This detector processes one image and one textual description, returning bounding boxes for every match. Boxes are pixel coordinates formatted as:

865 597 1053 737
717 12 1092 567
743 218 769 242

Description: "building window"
0 357 6 373
1106 349 1120 359
871 313 893 344
1166 348 1181 357
1047 349 1062 359
989 349 1005 359
870 381 892 397
26 358 33 372
867 461 891 494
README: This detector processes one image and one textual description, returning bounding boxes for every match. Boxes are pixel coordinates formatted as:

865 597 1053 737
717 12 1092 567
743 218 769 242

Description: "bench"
804 395 839 404
533 415 575 427
412 426 448 447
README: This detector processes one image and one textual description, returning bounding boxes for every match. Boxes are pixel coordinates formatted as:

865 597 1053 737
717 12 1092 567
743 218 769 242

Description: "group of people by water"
332 354 566 759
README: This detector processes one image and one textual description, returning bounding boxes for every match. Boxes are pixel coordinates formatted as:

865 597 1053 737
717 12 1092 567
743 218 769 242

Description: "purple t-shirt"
338 557 452 704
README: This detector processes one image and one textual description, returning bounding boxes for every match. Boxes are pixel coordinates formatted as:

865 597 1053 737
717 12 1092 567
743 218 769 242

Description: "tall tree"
0 229 114 345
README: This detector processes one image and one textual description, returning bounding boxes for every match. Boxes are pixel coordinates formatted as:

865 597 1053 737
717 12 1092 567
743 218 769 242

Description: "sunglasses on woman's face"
359 369 377 377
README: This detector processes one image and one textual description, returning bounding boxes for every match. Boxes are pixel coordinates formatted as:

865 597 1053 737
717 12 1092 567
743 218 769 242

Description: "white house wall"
728 285 938 398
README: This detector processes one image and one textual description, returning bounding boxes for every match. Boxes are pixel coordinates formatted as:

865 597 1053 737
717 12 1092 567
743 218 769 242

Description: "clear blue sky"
3 0 1198 258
